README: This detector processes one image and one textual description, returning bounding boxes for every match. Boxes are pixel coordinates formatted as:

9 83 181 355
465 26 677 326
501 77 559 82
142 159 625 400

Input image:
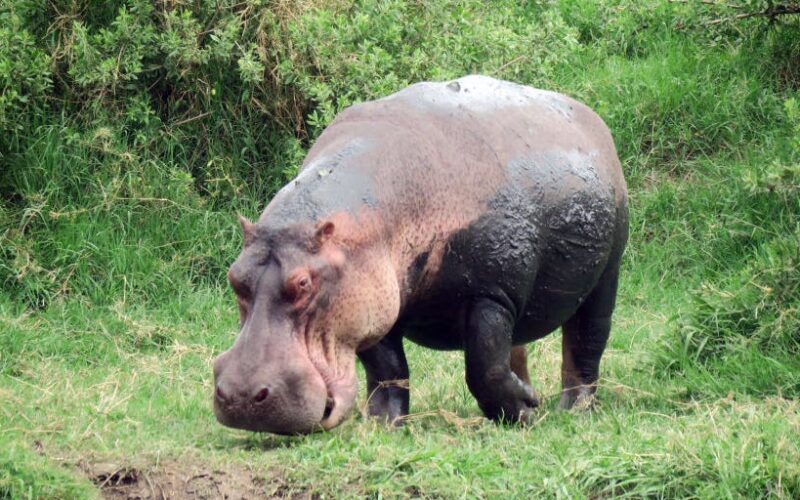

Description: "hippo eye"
285 270 314 305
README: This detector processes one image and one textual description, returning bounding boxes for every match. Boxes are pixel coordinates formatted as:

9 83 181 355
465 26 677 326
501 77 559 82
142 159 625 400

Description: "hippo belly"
399 154 619 350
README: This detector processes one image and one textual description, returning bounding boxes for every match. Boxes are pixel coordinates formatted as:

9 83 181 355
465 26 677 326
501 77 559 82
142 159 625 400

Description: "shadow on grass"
216 434 302 452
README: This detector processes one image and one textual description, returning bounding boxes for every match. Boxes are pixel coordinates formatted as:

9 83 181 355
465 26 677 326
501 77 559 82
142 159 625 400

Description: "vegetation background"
1 0 799 497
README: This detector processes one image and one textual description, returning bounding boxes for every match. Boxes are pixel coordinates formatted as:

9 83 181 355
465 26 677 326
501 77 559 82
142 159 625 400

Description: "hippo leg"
510 345 530 386
559 266 620 410
464 299 540 423
358 332 409 425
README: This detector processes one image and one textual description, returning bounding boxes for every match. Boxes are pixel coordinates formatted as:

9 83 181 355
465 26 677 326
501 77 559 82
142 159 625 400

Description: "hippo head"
213 215 399 434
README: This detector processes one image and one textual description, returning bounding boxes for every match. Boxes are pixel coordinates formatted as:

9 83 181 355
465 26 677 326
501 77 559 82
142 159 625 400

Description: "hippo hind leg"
464 298 540 423
510 345 530 386
510 344 540 407
357 331 409 425
559 263 621 410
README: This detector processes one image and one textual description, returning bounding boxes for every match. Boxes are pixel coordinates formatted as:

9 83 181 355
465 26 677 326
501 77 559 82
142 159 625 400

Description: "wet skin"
213 75 629 433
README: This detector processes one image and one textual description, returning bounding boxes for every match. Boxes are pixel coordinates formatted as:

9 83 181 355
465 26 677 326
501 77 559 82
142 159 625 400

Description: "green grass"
2 0 800 497
2 276 799 497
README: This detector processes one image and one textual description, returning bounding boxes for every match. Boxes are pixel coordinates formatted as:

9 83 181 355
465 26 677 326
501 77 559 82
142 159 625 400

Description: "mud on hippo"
213 75 628 434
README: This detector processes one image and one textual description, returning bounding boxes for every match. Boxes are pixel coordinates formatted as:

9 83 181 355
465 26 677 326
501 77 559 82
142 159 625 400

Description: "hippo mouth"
214 391 336 435
322 395 335 421
301 321 359 431
212 336 354 434
315 367 358 431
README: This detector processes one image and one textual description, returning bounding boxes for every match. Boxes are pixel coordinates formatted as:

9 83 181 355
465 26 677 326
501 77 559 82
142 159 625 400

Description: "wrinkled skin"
213 76 628 433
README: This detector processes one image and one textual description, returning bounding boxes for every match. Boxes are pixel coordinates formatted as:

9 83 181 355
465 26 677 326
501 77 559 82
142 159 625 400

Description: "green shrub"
674 233 799 362
0 10 51 133
269 0 580 135
0 0 798 313
0 0 584 307
657 99 800 397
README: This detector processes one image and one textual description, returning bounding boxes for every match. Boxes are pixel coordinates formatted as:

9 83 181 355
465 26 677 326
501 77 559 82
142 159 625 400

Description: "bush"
269 0 580 135
674 233 799 362
657 99 800 397
0 9 51 133
0 0 583 307
0 0 798 313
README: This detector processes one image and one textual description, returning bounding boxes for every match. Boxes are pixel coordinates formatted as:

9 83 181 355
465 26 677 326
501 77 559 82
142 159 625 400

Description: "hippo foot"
479 374 541 424
358 334 410 426
365 378 410 426
366 408 406 427
465 299 544 425
558 385 597 411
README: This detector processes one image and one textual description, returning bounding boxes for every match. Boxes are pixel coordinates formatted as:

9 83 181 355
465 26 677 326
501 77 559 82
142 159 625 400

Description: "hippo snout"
213 378 270 406
212 349 332 434
212 351 272 405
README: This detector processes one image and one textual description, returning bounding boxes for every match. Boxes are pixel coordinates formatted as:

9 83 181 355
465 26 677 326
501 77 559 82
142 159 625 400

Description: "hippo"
213 75 628 434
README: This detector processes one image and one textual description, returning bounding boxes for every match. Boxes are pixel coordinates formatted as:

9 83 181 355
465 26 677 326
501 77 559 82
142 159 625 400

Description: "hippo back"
266 76 627 345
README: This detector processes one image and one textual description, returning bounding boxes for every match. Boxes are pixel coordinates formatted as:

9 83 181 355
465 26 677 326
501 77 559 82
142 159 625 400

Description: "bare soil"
81 459 310 499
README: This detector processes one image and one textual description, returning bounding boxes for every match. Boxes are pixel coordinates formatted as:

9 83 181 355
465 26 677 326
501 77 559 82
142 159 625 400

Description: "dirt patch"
81 459 310 499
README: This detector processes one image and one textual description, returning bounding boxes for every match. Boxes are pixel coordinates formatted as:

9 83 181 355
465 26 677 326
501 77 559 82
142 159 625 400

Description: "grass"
2 276 799 498
2 0 800 497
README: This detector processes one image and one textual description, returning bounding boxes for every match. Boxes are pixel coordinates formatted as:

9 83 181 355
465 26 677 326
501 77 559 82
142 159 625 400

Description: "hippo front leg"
357 332 409 425
464 298 540 423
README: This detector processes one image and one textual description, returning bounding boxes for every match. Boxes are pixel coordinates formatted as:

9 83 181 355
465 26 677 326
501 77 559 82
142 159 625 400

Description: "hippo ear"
238 215 256 248
310 221 335 251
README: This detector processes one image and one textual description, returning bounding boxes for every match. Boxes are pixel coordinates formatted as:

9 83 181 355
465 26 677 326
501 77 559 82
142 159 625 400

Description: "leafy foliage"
0 0 585 307
657 99 800 396
0 9 51 132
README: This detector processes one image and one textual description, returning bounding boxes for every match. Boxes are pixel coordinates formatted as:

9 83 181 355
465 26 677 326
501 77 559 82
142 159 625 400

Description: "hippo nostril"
215 385 229 403
253 386 270 404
